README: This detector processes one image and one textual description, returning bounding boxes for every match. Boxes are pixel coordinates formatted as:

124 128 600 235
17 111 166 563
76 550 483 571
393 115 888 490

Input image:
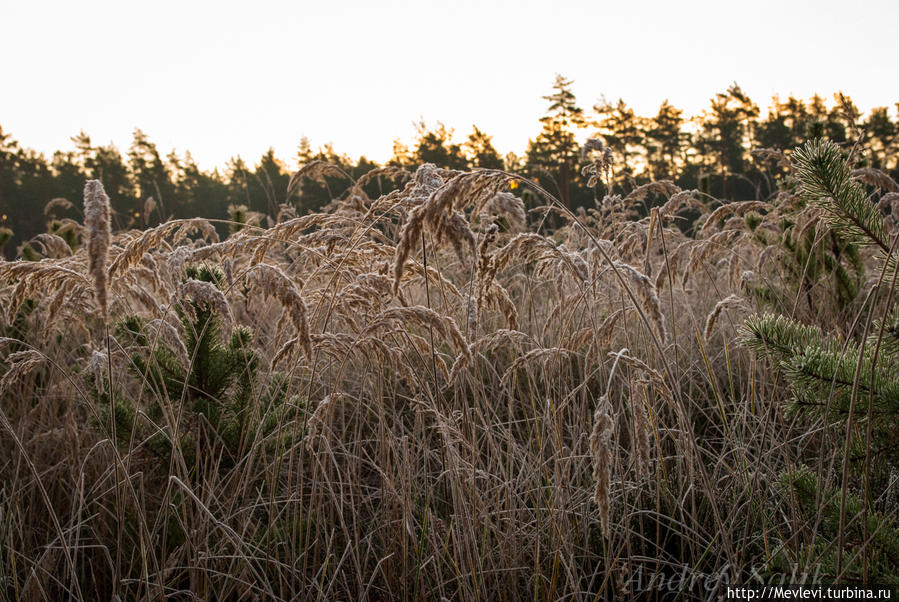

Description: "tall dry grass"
0 159 896 600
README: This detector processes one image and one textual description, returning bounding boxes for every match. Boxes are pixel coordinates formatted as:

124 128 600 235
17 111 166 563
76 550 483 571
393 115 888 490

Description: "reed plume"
83 180 111 319
246 264 313 359
590 394 614 539
630 384 652 480
704 294 747 339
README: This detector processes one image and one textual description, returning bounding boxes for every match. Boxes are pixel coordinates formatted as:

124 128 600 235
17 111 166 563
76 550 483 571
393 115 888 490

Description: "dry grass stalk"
0 350 45 393
353 165 410 192
411 398 472 483
596 308 626 341
751 147 791 170
397 262 465 301
476 223 500 318
851 168 899 193
755 244 780 273
171 218 219 245
611 262 668 343
426 170 512 224
658 189 701 223
479 192 526 229
50 217 85 239
412 397 468 453
366 162 446 220
575 310 626 359
643 211 657 278
728 255 744 289
334 273 394 316
143 196 157 222
121 284 159 315
167 245 192 277
794 206 824 240
704 294 747 339
287 160 350 200
618 224 648 262
877 192 899 213
625 180 680 203
88 349 108 392
740 270 756 290
393 205 427 295
566 327 596 351
483 284 518 330
590 394 614 539
468 328 534 355
393 202 475 290
500 347 571 385
107 218 218 278
654 239 687 290
393 168 509 292
44 280 77 325
270 337 299 369
84 180 111 318
246 264 312 359
700 201 768 235
493 233 589 283
0 262 89 322
682 230 743 286
31 233 72 258
176 279 232 335
366 306 471 367
581 138 613 187
223 257 234 288
881 192 899 233
606 350 667 390
580 137 606 160
145 319 189 367
443 211 477 262
630 383 652 480
43 197 73 215
305 393 337 452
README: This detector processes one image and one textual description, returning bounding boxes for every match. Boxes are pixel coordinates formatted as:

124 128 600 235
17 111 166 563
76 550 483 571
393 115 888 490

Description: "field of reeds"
2 141 898 600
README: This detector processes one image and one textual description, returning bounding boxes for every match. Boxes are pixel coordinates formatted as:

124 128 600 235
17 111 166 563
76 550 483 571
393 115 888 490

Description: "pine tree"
128 129 174 222
291 140 356 214
742 139 896 435
465 125 504 170
740 138 899 582
412 121 468 170
865 107 897 170
645 100 686 182
593 97 646 187
696 83 759 198
525 74 585 209
97 266 294 473
768 466 899 583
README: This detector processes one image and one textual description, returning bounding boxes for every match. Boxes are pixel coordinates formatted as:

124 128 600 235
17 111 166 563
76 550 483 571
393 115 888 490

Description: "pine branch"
740 313 899 416
738 312 827 360
792 138 889 254
872 307 899 359
786 343 899 415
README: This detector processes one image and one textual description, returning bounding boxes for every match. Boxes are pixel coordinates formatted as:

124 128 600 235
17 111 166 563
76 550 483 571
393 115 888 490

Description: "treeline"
1 76 897 257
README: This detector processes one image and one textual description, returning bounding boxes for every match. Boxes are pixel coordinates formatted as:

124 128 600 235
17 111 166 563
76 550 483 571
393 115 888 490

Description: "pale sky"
1 0 896 171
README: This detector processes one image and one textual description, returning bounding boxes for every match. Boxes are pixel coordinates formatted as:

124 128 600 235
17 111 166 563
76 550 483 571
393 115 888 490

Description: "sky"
1 0 897 171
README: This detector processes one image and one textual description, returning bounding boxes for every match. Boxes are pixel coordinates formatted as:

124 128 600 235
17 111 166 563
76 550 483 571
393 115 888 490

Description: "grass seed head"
84 180 111 319
590 394 614 539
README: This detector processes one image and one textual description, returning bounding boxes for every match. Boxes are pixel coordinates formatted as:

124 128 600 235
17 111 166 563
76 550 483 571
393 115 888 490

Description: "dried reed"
84 180 111 318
